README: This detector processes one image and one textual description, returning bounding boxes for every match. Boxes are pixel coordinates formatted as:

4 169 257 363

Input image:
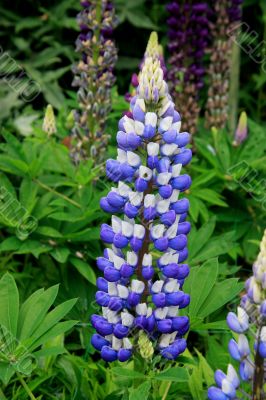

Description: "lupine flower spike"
167 1 210 135
208 229 266 399
42 104 57 136
205 0 243 130
233 111 248 147
71 0 118 164
91 32 192 362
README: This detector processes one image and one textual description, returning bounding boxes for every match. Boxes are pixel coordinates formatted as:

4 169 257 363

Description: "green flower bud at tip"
138 331 154 360
145 31 159 59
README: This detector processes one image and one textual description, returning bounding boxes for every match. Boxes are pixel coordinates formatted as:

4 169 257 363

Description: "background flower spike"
71 0 118 164
208 229 266 398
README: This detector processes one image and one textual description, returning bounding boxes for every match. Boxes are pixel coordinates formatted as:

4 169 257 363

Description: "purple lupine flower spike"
71 0 118 164
91 32 192 362
208 230 266 398
205 0 243 130
167 1 210 135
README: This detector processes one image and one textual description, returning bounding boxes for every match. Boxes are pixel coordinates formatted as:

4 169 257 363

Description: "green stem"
33 179 81 209
252 326 265 400
17 373 37 400
228 34 241 135
88 0 102 139
162 381 171 400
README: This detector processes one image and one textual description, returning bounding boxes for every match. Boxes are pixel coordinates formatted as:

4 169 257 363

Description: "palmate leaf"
24 299 77 351
184 258 243 329
198 279 243 319
189 218 216 260
153 367 188 382
189 223 237 265
0 273 77 384
18 285 59 341
186 258 218 319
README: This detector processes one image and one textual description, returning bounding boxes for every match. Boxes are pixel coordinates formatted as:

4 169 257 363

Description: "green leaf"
190 234 236 265
0 273 19 336
189 218 216 260
188 365 204 400
19 178 38 213
153 367 188 382
186 259 218 318
14 240 52 258
29 320 77 352
112 367 146 379
194 189 228 207
194 321 228 330
188 195 200 222
33 346 66 359
126 11 157 29
51 247 70 263
0 156 29 176
35 226 63 238
198 279 243 319
195 349 214 387
70 257 96 285
191 171 217 189
26 299 77 350
18 285 59 341
0 237 21 253
0 362 16 385
0 172 17 198
129 381 151 400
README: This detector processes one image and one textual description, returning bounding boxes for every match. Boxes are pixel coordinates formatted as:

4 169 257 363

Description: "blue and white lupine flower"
91 32 192 362
208 229 266 398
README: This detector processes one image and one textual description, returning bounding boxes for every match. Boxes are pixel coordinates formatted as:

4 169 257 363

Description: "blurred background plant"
0 0 265 398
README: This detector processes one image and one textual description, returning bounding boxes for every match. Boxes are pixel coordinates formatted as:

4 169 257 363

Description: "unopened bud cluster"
125 33 167 106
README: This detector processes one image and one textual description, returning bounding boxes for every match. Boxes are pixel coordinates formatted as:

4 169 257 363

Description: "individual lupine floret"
91 32 192 362
71 0 118 164
208 365 240 400
208 229 266 399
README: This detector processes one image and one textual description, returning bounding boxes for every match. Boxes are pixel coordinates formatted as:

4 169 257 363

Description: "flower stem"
162 381 171 400
136 179 153 297
17 373 37 400
34 178 81 209
252 327 265 400
228 34 240 135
